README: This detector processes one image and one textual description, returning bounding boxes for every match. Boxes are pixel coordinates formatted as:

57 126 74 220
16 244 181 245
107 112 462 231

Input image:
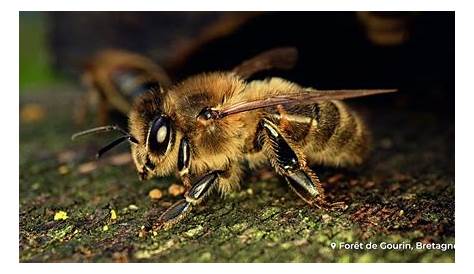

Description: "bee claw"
313 200 347 211
155 199 192 229
329 201 348 210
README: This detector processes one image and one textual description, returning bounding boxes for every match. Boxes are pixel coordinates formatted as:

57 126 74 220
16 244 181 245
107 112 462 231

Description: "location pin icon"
330 242 336 249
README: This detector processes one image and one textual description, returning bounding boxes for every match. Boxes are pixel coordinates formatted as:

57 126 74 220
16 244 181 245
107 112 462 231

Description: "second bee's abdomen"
277 101 370 167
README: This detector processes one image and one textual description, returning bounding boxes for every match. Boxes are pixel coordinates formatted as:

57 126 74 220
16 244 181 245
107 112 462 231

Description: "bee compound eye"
148 115 173 156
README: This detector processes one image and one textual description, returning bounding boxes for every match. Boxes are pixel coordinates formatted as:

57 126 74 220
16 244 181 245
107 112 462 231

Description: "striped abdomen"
271 101 370 167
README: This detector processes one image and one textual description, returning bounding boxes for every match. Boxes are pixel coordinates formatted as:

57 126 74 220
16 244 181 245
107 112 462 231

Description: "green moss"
183 225 204 238
356 253 375 263
335 254 349 263
260 207 281 220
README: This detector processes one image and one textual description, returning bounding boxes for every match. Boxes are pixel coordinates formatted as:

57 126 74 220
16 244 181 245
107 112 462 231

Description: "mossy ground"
20 88 454 262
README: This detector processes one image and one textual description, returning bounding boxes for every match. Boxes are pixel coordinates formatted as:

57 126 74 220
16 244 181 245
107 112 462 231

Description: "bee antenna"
71 125 130 140
96 135 132 159
72 125 138 158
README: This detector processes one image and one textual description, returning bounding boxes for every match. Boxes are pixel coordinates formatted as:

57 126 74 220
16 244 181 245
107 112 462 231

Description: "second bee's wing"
232 47 298 79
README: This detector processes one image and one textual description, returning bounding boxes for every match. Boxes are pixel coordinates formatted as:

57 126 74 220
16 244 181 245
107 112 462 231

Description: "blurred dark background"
20 11 454 113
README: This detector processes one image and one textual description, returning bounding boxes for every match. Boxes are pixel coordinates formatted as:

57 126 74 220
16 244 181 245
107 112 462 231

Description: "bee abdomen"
306 101 369 166
268 100 369 167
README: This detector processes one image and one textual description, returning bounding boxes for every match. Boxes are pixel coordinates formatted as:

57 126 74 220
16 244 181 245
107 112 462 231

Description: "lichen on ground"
19 89 454 262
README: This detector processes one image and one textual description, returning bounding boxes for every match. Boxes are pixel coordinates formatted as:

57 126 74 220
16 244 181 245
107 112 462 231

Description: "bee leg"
155 171 221 229
259 118 339 209
184 171 221 203
177 137 192 189
155 199 192 229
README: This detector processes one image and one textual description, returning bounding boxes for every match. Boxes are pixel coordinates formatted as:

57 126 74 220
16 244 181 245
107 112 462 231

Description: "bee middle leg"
258 118 340 208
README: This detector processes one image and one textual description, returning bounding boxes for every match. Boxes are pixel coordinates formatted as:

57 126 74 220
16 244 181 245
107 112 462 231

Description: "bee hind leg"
155 171 221 229
259 118 345 209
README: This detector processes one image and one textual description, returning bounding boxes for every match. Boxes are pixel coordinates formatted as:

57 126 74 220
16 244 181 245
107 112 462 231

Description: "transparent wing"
216 89 397 118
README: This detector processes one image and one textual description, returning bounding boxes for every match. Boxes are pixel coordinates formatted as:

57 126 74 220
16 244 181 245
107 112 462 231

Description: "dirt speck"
149 189 163 200
168 184 185 196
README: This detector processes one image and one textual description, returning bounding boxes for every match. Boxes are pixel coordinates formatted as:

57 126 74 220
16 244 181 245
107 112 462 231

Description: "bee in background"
73 47 396 229
75 49 171 126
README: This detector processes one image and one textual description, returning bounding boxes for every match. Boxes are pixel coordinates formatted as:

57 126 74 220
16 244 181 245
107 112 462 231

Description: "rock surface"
20 89 454 262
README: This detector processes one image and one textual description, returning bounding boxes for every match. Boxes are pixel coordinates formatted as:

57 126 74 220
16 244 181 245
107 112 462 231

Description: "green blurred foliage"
20 12 62 91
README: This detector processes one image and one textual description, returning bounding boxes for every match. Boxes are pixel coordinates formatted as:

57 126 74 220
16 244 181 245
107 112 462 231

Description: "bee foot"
329 201 348 210
314 200 348 211
155 199 192 229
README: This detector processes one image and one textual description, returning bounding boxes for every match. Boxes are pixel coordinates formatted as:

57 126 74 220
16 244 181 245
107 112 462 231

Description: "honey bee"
76 49 171 125
73 47 396 228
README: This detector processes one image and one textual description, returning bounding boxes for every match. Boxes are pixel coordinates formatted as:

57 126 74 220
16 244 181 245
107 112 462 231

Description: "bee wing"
232 47 298 79
217 89 397 118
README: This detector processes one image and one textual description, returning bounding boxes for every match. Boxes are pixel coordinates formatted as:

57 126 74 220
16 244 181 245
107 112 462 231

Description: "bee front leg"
177 137 192 188
155 171 221 229
258 118 343 209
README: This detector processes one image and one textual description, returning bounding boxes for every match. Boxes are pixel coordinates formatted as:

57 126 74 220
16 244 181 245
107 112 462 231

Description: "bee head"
128 91 179 180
